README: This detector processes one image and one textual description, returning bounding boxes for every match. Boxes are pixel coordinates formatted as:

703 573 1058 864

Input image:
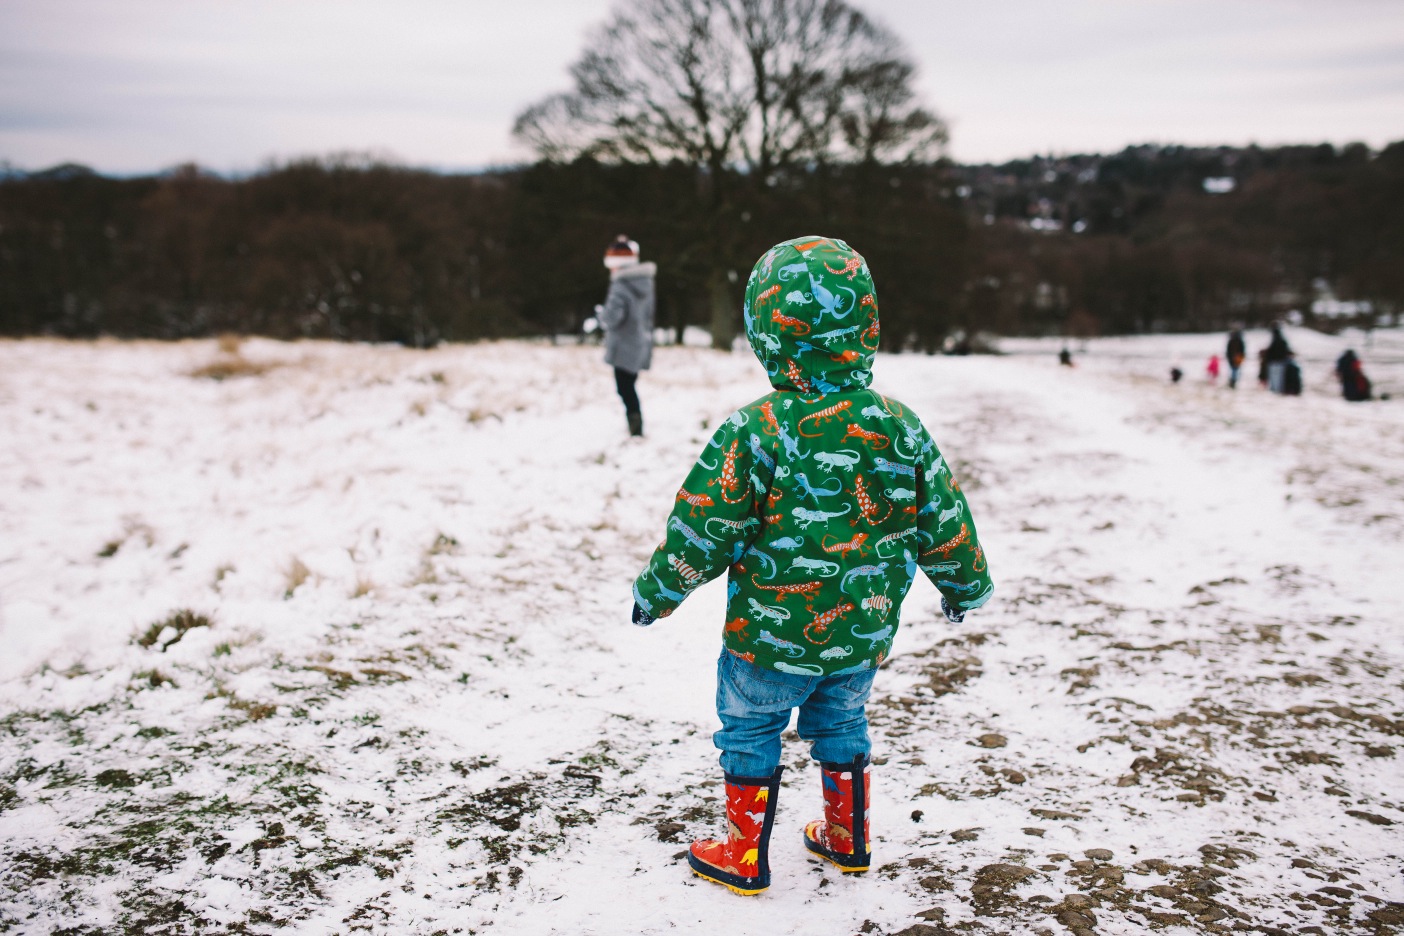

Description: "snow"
1 331 1401 934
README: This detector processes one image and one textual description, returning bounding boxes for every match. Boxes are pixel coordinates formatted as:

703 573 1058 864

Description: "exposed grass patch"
2 754 328 933
359 667 408 683
429 762 603 890
135 726 174 740
95 769 137 789
135 610 212 651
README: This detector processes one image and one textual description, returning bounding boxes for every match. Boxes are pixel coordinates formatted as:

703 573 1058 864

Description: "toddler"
631 235 993 895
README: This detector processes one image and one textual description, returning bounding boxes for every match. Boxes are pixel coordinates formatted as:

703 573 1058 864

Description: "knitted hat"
604 235 640 270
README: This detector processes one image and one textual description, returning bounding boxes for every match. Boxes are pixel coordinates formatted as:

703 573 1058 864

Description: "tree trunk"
709 269 736 351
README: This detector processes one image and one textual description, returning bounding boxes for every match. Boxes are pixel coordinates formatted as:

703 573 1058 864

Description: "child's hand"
941 596 966 624
631 602 655 627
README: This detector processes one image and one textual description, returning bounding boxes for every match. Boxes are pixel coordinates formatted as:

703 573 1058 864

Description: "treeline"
0 157 969 348
0 160 517 346
2 142 1401 346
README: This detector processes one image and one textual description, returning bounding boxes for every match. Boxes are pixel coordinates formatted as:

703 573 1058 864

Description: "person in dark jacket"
598 236 656 436
1264 325 1293 393
1336 349 1373 402
1226 328 1246 388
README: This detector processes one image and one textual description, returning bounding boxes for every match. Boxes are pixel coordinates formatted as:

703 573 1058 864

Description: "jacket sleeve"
632 413 770 619
598 280 629 331
911 419 994 613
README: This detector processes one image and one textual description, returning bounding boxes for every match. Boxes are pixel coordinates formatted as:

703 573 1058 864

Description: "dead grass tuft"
98 516 155 557
133 669 177 689
191 355 275 381
408 561 440 587
207 683 277 720
192 335 280 380
428 533 459 555
229 697 277 721
284 557 312 598
135 609 212 650
307 664 358 690
466 407 502 424
351 574 375 599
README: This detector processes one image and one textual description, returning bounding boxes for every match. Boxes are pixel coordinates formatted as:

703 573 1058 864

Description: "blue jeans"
714 649 877 777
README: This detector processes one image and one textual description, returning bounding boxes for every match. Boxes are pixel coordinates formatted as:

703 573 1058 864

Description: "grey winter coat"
599 262 656 373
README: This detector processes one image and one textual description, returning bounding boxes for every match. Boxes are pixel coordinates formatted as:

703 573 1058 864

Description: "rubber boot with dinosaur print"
687 767 782 895
804 754 870 872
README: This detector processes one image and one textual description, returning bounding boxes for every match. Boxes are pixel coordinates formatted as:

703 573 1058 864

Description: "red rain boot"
688 767 783 895
804 754 870 872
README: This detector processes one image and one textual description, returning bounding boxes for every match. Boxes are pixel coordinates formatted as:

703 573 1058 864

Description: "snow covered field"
1 329 1401 935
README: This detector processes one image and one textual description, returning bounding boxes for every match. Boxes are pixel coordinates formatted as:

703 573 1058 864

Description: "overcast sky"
2 0 1402 174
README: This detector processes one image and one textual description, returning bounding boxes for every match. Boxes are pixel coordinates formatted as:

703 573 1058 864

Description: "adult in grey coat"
598 236 656 436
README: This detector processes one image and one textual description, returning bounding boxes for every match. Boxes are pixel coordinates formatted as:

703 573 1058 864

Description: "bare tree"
514 0 947 346
515 0 945 174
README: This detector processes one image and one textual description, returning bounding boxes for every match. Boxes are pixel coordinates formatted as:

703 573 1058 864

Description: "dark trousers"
614 368 640 415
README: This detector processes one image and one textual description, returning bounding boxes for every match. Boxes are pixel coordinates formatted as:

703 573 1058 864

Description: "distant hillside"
947 142 1404 336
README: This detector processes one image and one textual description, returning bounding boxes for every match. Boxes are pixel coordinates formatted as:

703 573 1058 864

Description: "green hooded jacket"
632 236 992 676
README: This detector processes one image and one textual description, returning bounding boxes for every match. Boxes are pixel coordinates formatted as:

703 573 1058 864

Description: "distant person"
1058 346 1074 367
597 236 656 436
1264 324 1293 394
1170 365 1184 383
630 236 992 896
1335 349 1373 402
1225 328 1246 388
1206 354 1221 383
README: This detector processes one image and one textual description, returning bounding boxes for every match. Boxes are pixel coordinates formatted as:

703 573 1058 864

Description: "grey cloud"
2 0 1402 173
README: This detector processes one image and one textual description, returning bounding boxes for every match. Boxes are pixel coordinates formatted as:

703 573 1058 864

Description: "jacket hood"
742 236 879 394
610 261 657 282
